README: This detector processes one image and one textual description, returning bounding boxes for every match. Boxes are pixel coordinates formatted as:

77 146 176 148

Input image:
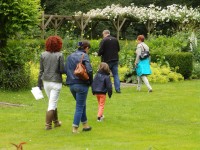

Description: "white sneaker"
136 86 141 91
148 89 153 93
100 115 104 121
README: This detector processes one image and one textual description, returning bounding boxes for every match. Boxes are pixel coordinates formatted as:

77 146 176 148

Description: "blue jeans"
70 84 89 127
107 61 120 92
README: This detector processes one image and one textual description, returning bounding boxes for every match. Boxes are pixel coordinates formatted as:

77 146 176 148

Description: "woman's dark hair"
45 36 62 52
78 40 91 50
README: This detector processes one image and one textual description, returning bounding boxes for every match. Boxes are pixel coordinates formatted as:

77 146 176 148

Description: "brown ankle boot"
45 110 54 130
53 108 61 127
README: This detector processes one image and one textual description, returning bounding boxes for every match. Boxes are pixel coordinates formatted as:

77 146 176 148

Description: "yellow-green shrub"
148 63 184 83
30 62 68 86
119 66 129 81
29 62 39 86
122 62 184 83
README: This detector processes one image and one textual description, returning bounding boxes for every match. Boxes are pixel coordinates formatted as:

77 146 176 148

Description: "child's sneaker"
97 115 104 122
101 115 104 121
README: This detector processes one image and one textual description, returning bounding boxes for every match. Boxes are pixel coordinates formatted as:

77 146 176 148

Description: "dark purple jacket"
98 35 120 63
91 71 112 98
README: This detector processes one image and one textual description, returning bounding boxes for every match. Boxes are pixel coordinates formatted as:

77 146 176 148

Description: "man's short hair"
103 30 110 35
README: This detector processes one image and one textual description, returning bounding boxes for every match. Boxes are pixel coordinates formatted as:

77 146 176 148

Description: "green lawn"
0 80 200 150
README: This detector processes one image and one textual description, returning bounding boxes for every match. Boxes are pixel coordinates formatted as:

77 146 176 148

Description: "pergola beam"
40 12 130 40
113 17 127 40
73 14 91 40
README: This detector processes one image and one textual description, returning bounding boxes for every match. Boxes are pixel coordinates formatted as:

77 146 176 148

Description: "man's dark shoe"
116 90 121 93
82 126 92 131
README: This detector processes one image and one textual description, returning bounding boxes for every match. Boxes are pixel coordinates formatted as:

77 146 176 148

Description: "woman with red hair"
38 36 65 130
134 35 152 92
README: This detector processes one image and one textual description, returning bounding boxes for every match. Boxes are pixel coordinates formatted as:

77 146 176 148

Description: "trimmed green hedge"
165 53 193 79
151 52 193 79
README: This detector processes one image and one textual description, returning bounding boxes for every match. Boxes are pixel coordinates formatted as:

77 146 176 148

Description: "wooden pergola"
40 12 132 40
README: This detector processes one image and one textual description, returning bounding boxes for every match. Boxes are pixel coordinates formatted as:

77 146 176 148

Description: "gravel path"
0 102 27 107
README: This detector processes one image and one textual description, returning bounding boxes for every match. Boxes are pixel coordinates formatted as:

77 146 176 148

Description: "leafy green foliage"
123 67 137 83
0 0 40 34
0 40 44 90
0 0 41 47
191 62 200 79
89 55 101 75
0 0 41 89
119 40 136 66
190 30 200 63
147 33 190 55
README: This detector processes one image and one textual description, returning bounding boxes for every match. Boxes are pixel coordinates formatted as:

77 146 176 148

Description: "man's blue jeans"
107 61 120 92
70 84 89 127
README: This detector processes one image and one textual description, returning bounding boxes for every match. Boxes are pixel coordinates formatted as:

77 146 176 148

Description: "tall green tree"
0 0 41 48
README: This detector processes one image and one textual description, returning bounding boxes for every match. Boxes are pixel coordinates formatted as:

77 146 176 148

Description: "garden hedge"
165 52 193 79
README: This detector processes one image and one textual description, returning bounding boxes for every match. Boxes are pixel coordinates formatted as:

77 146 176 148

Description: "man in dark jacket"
98 30 121 93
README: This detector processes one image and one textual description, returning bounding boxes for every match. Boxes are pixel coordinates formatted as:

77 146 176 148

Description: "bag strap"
140 44 146 52
80 53 85 63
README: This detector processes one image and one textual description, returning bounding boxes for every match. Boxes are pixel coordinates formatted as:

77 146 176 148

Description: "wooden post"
112 16 127 40
117 17 120 40
55 13 58 35
90 21 99 39
73 14 91 40
80 14 84 40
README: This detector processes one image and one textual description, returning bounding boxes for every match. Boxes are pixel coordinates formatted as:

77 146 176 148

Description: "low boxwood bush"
165 52 193 79
0 65 30 90
151 52 193 79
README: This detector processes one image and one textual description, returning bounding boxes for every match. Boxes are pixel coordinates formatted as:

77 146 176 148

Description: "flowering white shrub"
75 4 200 32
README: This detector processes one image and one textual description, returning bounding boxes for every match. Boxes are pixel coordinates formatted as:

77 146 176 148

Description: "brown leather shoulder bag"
74 53 89 80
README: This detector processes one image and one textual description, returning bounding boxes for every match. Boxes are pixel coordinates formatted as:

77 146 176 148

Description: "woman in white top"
134 35 153 92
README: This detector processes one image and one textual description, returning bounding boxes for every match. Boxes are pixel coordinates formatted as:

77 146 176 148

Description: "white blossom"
74 4 200 31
